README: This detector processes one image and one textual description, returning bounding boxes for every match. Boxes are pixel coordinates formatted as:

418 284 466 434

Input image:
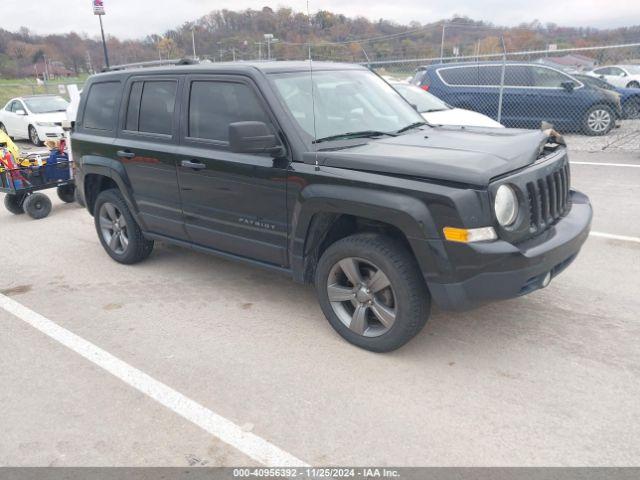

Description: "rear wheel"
94 189 154 264
4 193 26 215
22 193 52 219
315 233 430 352
0 123 9 137
583 104 614 136
57 184 76 203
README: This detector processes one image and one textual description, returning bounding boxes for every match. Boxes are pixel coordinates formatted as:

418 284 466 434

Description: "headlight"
494 185 519 226
36 121 57 127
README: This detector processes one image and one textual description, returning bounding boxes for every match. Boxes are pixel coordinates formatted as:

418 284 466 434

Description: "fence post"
497 35 507 124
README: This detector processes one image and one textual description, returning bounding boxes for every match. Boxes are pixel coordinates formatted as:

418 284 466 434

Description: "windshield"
270 69 424 142
576 75 613 90
23 96 69 114
392 83 449 113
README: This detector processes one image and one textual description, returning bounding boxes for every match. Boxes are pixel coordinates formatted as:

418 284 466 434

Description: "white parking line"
571 161 640 168
0 293 308 468
590 231 640 244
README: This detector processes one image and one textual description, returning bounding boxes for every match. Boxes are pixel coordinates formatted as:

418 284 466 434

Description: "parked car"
389 81 504 128
72 61 592 352
0 95 69 146
587 65 640 89
573 73 640 119
411 62 620 135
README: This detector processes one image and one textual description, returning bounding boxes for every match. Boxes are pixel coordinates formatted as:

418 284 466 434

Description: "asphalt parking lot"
1 141 639 466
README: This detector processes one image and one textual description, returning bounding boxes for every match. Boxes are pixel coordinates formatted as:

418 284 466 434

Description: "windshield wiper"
395 121 427 134
421 108 447 113
312 130 397 144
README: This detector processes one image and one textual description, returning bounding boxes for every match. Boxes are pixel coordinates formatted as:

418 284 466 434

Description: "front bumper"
36 125 64 140
427 190 592 310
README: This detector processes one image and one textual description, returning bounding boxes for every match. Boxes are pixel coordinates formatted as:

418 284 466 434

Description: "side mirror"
15 109 27 116
598 75 605 79
561 81 575 92
61 119 73 131
229 121 284 157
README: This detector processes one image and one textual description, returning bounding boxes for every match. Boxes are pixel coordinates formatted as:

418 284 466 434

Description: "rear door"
175 74 289 266
114 75 189 241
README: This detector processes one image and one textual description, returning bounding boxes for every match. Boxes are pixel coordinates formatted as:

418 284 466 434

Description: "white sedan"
0 95 69 146
390 82 504 128
587 65 640 89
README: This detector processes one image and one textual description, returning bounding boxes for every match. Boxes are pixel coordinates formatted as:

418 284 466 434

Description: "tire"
75 187 86 207
57 184 76 203
626 81 640 89
4 193 26 215
315 233 430 352
22 193 52 219
94 188 154 264
29 125 43 147
0 123 8 136
622 97 640 120
583 104 615 136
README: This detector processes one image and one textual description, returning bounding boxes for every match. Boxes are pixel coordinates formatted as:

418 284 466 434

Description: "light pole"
191 27 197 59
92 1 110 68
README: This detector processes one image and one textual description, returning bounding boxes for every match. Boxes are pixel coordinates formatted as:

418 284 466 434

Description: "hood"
305 126 551 187
31 111 67 123
422 108 504 129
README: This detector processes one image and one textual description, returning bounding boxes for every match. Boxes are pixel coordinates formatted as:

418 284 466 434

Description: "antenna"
307 0 319 170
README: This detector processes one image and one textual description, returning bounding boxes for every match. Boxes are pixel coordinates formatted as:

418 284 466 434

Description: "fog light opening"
541 272 552 288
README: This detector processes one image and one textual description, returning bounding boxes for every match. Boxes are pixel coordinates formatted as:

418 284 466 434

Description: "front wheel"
622 97 640 119
315 233 430 352
626 81 640 89
29 125 43 147
583 104 614 136
94 189 154 264
23 193 52 219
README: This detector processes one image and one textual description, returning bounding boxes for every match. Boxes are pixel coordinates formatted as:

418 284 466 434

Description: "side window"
8 101 17 112
478 66 503 86
531 67 571 88
595 67 611 75
505 66 534 87
610 67 625 76
83 82 121 131
138 81 177 135
188 81 270 143
439 67 478 86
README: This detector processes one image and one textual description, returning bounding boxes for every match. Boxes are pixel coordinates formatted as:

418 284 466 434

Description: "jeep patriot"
72 61 592 352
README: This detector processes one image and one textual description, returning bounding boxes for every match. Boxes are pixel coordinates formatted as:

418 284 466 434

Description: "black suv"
72 61 592 352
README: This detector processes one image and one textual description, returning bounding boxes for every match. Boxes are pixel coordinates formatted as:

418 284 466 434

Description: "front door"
176 75 289 266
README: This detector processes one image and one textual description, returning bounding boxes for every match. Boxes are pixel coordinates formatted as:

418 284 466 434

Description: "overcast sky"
5 0 640 39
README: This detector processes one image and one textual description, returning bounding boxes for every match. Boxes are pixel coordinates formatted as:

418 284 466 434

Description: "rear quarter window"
82 81 121 131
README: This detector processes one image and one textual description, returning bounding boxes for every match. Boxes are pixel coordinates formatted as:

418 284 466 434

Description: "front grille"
526 161 571 234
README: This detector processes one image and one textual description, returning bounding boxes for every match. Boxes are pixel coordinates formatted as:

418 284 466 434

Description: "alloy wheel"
326 257 397 337
587 109 611 133
29 126 39 145
99 202 130 255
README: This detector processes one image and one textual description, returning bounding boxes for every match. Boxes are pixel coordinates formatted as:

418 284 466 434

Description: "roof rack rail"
102 57 200 72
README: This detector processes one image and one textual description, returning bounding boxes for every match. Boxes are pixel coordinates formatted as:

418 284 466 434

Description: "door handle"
181 160 206 170
117 150 135 159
